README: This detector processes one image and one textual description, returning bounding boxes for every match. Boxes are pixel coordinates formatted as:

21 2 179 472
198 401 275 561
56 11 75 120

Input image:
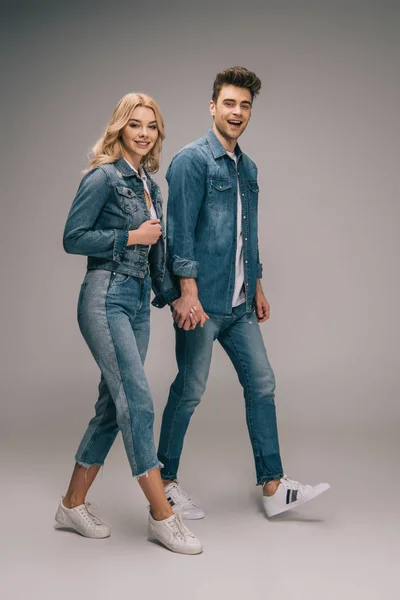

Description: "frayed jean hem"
75 457 104 469
257 473 284 486
134 461 164 480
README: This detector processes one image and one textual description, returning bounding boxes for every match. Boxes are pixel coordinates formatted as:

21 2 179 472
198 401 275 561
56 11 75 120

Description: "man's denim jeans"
75 269 162 477
158 304 284 485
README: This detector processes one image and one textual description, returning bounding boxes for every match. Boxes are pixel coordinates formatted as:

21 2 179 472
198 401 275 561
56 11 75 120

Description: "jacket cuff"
256 263 263 279
151 286 180 309
172 255 199 278
113 230 129 263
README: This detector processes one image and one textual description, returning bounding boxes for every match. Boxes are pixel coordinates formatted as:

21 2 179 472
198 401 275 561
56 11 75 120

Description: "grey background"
1 1 399 598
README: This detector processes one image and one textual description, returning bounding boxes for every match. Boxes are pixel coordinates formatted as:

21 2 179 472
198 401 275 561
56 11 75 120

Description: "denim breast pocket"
116 185 139 212
207 177 233 212
116 186 141 226
246 180 259 199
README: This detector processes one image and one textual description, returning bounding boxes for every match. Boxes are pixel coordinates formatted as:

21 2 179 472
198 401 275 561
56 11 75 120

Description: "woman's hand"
128 219 162 246
171 296 209 330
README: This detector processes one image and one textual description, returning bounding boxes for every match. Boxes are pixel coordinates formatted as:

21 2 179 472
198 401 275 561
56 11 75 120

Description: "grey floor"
1 422 398 600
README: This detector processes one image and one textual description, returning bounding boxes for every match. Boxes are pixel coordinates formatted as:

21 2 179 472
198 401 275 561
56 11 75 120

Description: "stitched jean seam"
165 327 189 458
105 300 139 475
223 330 259 457
78 395 115 465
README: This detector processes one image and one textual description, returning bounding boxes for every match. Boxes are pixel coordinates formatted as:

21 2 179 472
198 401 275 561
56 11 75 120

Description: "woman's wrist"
128 230 139 245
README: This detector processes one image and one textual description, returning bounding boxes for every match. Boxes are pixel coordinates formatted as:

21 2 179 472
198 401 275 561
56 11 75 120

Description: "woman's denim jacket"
63 157 178 306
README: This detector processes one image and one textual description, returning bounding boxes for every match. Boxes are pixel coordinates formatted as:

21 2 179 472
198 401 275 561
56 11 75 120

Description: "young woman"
56 93 202 555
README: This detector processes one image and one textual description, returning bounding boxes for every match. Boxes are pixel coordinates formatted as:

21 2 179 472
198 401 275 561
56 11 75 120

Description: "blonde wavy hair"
89 93 165 172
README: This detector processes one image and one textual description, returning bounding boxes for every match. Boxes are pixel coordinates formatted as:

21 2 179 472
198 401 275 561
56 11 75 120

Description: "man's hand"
254 280 270 323
171 296 209 330
171 277 209 331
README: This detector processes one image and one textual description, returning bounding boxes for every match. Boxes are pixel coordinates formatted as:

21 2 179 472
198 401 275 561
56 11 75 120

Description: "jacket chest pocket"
116 186 140 214
207 177 233 212
246 180 259 219
246 180 259 200
115 185 144 229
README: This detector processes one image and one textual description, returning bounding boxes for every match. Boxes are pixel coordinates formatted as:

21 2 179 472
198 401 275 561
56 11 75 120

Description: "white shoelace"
76 502 103 527
170 514 196 540
169 484 196 508
280 476 312 493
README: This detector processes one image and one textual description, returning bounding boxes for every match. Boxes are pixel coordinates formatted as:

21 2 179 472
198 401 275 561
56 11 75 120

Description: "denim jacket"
154 129 262 315
63 157 178 305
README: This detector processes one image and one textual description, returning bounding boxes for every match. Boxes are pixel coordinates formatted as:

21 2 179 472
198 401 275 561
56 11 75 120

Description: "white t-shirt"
226 151 246 307
123 158 158 220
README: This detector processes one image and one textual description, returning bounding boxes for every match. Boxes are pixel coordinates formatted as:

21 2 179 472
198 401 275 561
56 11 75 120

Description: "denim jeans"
75 269 162 478
158 303 284 485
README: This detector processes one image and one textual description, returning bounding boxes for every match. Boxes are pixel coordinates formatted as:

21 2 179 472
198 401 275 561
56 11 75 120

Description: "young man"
153 66 330 518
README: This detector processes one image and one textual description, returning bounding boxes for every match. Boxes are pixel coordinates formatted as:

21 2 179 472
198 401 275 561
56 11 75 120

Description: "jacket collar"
115 156 143 179
206 128 243 161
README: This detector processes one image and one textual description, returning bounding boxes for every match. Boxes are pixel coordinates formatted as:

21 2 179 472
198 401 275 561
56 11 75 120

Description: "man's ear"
209 100 216 118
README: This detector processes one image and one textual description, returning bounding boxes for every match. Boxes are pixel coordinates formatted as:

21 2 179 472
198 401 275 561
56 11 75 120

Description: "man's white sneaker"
148 512 203 554
263 476 331 518
164 482 205 520
55 497 111 538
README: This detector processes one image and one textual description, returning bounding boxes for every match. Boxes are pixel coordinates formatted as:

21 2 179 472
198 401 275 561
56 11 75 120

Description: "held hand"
171 296 209 330
128 220 162 246
254 287 270 323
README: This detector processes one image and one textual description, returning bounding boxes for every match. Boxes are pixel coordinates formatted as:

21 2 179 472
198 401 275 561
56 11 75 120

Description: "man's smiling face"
210 84 252 144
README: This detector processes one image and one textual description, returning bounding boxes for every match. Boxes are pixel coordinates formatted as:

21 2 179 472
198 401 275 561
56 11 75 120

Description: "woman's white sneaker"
163 482 205 520
148 512 203 554
55 498 111 538
263 476 331 518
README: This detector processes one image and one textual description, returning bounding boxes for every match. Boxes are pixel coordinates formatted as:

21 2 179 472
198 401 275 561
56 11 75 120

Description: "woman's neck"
122 152 141 171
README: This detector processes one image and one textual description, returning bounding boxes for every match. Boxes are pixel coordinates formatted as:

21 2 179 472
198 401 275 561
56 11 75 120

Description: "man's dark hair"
212 66 262 103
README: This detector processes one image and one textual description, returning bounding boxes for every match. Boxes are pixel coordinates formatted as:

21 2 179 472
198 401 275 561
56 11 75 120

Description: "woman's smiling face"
120 106 159 167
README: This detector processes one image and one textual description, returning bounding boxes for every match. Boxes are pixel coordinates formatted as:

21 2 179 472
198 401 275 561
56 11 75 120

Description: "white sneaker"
148 512 203 555
55 497 111 538
163 482 205 520
263 475 331 517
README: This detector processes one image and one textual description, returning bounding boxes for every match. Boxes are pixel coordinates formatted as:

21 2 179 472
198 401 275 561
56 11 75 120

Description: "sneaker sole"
265 484 331 518
148 535 203 555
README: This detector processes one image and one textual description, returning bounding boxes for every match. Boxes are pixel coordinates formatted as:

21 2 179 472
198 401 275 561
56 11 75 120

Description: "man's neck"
212 124 236 153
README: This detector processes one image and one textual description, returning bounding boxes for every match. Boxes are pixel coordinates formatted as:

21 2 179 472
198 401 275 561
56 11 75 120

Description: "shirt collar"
206 128 243 161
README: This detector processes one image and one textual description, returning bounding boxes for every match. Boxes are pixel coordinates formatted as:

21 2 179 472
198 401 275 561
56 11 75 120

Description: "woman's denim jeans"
75 269 162 478
158 303 284 485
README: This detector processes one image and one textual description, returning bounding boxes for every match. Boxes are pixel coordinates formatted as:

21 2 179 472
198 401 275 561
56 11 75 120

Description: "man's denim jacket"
152 129 263 315
63 157 178 305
